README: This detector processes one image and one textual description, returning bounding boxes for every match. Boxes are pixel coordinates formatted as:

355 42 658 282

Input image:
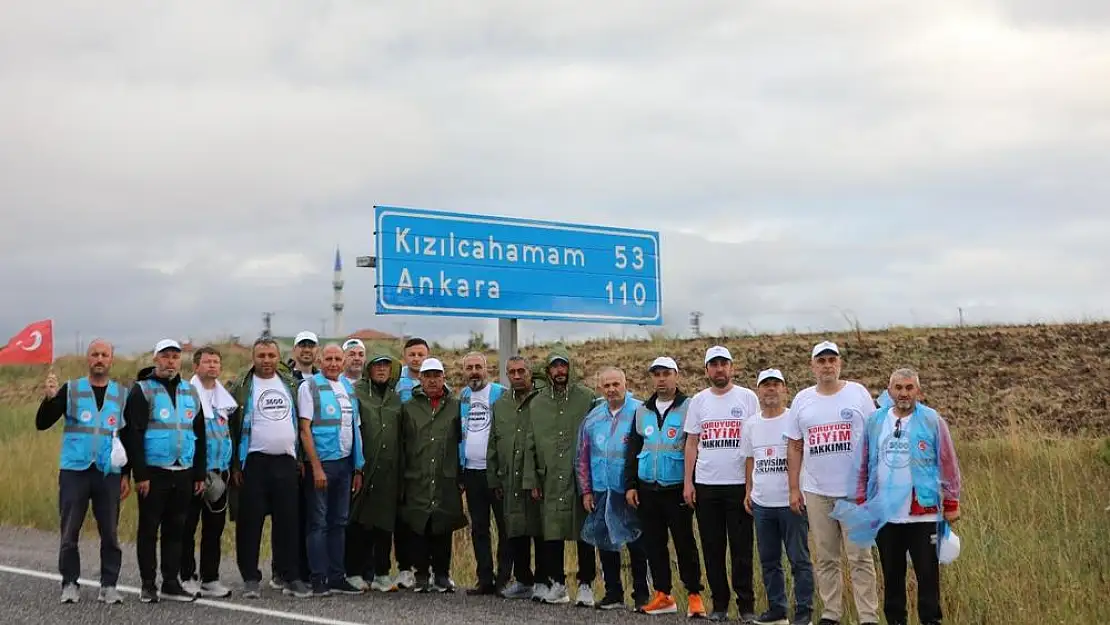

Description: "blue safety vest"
202 397 233 472
633 397 688 487
396 373 419 403
304 373 364 468
61 377 126 474
458 382 505 467
581 394 641 494
138 378 200 469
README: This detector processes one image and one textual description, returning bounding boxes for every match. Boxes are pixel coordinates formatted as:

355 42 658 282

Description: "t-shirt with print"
297 378 355 459
875 410 933 524
464 384 492 470
740 411 791 507
683 385 760 485
784 381 875 497
247 375 296 458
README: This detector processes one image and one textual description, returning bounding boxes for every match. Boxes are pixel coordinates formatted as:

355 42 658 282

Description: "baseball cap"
369 354 392 364
153 339 181 355
649 356 678 371
756 368 785 385
294 331 319 345
704 345 732 365
548 354 569 365
419 357 445 373
811 340 840 358
342 338 365 352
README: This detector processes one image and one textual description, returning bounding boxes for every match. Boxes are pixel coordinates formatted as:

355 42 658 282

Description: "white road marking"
0 564 373 625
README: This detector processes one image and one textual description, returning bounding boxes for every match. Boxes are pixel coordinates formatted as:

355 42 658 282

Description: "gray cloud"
1 0 1108 355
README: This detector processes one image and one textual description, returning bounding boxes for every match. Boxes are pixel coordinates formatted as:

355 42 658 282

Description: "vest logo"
666 427 677 439
840 408 858 421
730 406 744 418
918 440 928 452
326 404 337 415
185 410 194 420
79 410 92 422
106 415 117 427
159 408 170 420
643 425 655 437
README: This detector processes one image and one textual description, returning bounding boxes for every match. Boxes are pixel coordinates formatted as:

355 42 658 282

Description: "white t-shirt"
298 378 355 459
740 411 791 507
683 385 760 485
655 398 674 415
464 385 493 470
784 381 875 497
875 411 933 524
247 375 296 458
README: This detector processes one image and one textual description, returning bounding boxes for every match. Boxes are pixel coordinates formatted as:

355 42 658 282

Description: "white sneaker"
500 581 533 599
60 583 80 604
531 582 549 602
346 576 369 591
394 570 416 589
180 578 202 596
200 580 231 598
97 586 124 604
543 582 570 604
575 582 595 607
370 575 397 592
268 578 284 590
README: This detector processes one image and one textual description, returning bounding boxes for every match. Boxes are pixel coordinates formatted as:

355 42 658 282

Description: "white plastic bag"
110 433 128 470
938 523 961 564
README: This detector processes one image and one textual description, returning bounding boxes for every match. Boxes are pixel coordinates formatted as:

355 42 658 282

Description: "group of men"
38 332 962 625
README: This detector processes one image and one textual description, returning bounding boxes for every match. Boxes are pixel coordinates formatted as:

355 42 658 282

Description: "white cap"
704 345 732 365
756 368 785 385
294 331 319 345
342 338 365 352
811 340 840 358
649 356 678 371
153 339 181 355
419 357 444 373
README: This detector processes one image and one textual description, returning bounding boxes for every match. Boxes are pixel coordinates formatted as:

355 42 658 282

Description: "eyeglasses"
894 417 904 439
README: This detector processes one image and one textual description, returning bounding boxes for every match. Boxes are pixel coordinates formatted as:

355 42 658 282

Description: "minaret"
332 246 344 338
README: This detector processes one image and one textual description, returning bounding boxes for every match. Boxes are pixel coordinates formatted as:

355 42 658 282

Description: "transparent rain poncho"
576 391 642 551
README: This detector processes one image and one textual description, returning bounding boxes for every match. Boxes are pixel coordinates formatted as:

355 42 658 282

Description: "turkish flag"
0 319 54 366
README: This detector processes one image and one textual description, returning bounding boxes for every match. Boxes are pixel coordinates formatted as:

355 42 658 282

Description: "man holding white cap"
784 340 879 625
625 356 706 617
742 369 813 625
122 338 207 603
398 357 467 593
341 339 366 386
682 345 759 622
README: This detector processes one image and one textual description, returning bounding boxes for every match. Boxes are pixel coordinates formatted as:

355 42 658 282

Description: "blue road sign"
374 205 662 325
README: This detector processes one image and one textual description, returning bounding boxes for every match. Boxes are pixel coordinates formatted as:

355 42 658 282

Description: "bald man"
36 339 130 605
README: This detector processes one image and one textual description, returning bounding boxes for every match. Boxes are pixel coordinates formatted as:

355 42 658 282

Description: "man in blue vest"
298 343 366 597
457 351 508 595
36 339 129 605
121 338 207 604
180 345 237 599
624 356 707 617
575 366 650 611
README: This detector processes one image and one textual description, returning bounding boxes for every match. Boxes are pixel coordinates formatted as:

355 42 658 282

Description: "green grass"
2 400 1108 623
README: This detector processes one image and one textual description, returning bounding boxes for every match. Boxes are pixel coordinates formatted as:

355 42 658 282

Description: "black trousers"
409 519 452 580
58 468 122 587
509 535 542 586
270 466 311 583
346 522 393 579
541 539 596 586
394 515 412 571
598 538 650 600
463 469 510 586
136 468 193 587
638 486 704 595
181 475 228 583
877 522 942 624
236 453 300 584
695 484 754 614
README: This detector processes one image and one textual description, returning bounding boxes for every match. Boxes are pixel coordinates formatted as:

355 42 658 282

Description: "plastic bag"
110 433 128 470
937 520 961 564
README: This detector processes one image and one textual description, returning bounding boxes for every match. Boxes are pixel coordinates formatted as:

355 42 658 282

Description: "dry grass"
2 324 1110 623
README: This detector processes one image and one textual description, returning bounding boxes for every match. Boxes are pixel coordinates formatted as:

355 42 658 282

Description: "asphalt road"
0 526 664 625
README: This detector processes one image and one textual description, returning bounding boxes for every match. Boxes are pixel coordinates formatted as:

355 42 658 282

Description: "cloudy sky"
2 0 1108 356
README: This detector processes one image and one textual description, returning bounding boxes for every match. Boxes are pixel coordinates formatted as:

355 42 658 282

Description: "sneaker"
180 578 202 596
269 578 284 590
754 610 789 625
140 585 159 603
686 592 708 618
161 581 198 602
708 612 730 622
531 582 549 602
394 569 417 589
466 582 499 596
200 580 231 598
329 578 363 595
740 613 758 624
346 575 368 591
641 591 678 615
412 577 433 593
242 581 261 599
371 575 397 592
432 575 456 593
500 581 533 599
60 583 80 604
282 579 313 598
98 586 124 604
574 582 595 607
543 582 570 604
598 592 625 610
790 611 813 625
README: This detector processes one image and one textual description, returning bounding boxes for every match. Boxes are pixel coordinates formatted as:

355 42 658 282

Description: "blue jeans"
752 503 814 617
304 458 352 584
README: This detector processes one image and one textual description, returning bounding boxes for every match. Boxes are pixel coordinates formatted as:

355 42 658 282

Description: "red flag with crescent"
0 319 54 365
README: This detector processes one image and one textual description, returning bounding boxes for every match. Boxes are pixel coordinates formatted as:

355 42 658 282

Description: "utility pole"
689 311 703 337
958 307 965 327
262 312 274 339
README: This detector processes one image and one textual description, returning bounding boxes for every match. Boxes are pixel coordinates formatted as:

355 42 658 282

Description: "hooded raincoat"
488 379 545 538
351 354 404 532
399 384 468 535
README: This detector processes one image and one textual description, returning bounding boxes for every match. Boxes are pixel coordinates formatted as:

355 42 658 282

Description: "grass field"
2 323 1109 623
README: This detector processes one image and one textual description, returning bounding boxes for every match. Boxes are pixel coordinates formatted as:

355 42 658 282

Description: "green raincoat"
351 354 404 532
399 385 468 536
523 348 602 541
487 379 545 538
